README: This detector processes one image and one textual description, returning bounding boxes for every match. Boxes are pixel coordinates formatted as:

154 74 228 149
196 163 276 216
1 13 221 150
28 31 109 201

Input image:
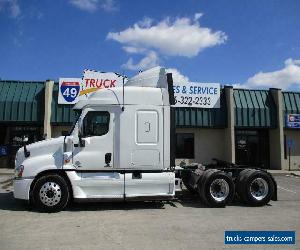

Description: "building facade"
0 80 299 170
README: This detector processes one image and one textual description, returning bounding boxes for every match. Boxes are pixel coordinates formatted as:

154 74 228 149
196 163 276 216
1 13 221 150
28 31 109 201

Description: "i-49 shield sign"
58 78 81 104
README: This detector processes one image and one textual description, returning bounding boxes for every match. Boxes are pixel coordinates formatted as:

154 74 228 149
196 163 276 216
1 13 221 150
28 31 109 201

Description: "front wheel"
32 174 70 212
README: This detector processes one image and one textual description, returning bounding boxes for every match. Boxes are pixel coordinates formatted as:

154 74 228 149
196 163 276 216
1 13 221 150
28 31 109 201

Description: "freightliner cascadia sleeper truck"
13 67 277 212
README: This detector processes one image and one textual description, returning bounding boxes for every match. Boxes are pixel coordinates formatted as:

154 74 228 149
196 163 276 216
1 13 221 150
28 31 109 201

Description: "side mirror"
78 134 85 147
22 136 30 158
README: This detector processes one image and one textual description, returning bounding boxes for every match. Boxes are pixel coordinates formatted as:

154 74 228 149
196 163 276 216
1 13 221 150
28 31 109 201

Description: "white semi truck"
13 68 277 212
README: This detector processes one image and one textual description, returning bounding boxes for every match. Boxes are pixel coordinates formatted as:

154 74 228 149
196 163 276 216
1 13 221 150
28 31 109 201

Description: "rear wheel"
32 174 70 212
237 170 274 206
198 170 235 207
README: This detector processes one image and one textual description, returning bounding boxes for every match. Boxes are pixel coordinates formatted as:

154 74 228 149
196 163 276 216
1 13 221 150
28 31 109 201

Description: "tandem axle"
175 158 277 207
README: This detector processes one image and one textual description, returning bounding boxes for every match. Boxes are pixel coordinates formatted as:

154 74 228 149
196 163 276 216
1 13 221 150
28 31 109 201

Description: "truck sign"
58 78 81 104
81 70 125 97
58 70 126 104
173 82 220 108
60 80 80 103
286 114 300 128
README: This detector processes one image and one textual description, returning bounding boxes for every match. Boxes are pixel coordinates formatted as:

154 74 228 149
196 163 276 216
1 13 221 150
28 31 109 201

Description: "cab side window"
83 111 110 137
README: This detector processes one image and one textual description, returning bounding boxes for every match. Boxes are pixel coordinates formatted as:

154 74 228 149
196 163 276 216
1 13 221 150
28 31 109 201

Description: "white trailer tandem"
13 68 277 212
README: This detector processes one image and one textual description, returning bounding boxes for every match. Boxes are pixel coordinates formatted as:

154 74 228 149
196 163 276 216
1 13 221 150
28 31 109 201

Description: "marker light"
15 165 24 178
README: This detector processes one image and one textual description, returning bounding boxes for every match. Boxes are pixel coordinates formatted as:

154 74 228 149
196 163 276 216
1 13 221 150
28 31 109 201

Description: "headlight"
15 165 24 178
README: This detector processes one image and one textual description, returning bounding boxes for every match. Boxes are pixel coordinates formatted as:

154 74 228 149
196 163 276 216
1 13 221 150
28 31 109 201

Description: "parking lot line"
277 186 297 194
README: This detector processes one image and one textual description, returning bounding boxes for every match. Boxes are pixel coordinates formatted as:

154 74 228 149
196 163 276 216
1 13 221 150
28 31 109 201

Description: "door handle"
105 153 112 165
145 122 150 132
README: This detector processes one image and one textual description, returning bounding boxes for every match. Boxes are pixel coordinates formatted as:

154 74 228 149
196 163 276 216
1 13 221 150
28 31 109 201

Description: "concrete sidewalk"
0 168 299 176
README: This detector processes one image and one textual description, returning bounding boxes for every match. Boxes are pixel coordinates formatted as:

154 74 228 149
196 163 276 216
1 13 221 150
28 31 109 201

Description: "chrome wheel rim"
39 182 62 206
209 178 230 202
250 178 268 201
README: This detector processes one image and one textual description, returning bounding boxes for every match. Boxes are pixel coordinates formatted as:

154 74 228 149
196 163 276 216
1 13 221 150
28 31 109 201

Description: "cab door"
73 107 124 199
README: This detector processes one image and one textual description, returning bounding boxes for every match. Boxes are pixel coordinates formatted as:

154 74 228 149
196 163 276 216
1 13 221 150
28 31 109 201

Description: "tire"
236 170 274 206
197 170 235 207
32 174 70 213
235 169 254 202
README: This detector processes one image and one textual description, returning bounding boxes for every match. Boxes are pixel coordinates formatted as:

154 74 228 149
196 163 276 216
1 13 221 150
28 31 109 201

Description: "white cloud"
137 17 153 28
108 13 227 57
194 12 203 21
10 0 19 17
101 0 118 12
107 13 227 71
70 0 98 12
246 58 300 90
123 46 146 54
166 68 189 83
122 51 159 71
70 0 118 12
0 0 21 18
231 83 247 89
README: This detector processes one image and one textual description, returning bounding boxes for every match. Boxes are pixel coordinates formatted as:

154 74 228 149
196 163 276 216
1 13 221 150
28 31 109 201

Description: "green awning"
175 90 227 128
282 91 300 127
234 89 277 128
282 91 300 114
51 83 76 124
0 80 44 123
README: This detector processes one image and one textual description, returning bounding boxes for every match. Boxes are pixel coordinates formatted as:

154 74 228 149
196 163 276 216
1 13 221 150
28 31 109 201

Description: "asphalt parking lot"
0 174 299 250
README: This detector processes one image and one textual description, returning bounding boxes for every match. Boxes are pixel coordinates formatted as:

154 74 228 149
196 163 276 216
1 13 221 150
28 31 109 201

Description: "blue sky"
0 0 300 90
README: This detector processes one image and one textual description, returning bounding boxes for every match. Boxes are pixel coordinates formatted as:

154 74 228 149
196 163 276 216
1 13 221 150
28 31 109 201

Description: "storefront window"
176 133 194 159
0 125 8 158
235 130 269 168
8 126 43 167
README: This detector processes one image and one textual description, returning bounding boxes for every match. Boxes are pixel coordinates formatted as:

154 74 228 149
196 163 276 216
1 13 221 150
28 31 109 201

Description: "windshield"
68 109 82 135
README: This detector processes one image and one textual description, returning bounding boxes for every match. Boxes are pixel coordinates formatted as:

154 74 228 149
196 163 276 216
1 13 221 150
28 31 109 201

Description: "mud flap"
269 173 277 201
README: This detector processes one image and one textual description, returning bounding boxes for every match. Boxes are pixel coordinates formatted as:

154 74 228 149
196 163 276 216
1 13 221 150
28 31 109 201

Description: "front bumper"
13 178 34 200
